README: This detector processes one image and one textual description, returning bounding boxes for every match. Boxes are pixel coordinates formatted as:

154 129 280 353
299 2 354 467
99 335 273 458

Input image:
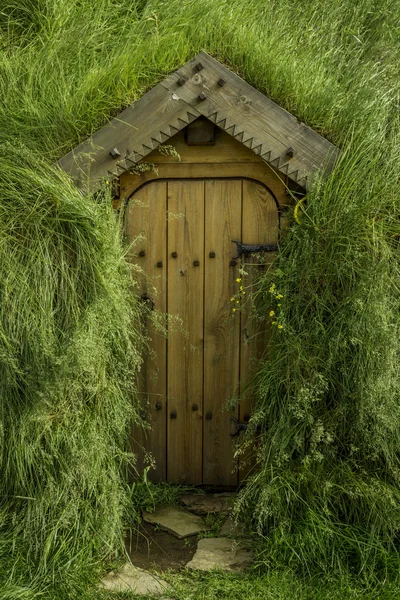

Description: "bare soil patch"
126 522 197 572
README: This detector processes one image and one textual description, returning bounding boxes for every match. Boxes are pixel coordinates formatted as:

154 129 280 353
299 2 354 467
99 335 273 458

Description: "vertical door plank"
203 180 242 486
167 181 204 484
126 182 167 482
239 180 278 482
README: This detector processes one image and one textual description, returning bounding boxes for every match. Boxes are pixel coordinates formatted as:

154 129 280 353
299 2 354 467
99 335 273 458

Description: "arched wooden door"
126 177 279 486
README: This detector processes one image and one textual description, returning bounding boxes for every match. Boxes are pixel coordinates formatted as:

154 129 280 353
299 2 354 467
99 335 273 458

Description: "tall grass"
236 115 400 581
0 0 399 595
0 147 145 598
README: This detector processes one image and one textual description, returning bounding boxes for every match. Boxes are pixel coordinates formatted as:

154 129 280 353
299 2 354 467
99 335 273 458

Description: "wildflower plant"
267 282 285 330
230 276 247 313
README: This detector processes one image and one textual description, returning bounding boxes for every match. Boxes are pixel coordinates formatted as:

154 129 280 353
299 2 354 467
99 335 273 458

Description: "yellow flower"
277 303 281 307
230 297 235 302
236 300 240 304
272 321 277 325
105 180 110 185
242 291 246 294
276 294 283 299
239 286 244 291
269 284 276 293
232 308 236 312
278 324 283 329
269 310 275 317
236 278 242 283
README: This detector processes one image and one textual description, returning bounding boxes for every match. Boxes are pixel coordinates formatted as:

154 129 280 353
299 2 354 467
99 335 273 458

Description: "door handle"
230 417 248 436
231 239 278 259
140 293 155 311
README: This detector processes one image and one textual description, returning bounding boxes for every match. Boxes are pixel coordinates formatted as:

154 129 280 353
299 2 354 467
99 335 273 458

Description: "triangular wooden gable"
57 51 339 191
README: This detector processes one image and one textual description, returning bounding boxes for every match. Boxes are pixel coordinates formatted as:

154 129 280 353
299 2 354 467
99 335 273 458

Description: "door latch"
139 293 155 311
230 417 248 436
231 240 278 259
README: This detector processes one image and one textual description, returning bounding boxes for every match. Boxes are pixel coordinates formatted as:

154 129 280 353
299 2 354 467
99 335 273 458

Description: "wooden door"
127 178 278 486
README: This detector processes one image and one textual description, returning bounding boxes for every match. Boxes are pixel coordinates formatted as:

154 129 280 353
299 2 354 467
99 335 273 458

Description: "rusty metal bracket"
140 293 155 311
230 417 248 436
232 240 278 259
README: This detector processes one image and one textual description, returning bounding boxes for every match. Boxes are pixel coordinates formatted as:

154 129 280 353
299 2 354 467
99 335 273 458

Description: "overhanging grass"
0 0 399 596
236 127 400 580
0 146 145 598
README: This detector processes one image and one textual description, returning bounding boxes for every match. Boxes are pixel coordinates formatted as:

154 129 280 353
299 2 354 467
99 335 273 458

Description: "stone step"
99 563 169 594
220 516 250 538
179 492 236 515
143 505 211 539
186 537 254 572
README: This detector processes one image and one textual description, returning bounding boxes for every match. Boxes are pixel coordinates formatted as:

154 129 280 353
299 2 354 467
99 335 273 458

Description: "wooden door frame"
57 52 339 195
117 161 290 215
124 175 280 218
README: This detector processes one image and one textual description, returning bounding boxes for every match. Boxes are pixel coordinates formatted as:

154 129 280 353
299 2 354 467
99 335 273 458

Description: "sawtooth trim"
56 51 339 192
161 51 340 188
56 84 201 192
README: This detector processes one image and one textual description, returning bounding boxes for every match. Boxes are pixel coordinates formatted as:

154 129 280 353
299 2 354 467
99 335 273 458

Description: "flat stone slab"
186 537 254 572
179 493 236 515
99 563 168 594
220 517 249 538
143 505 210 539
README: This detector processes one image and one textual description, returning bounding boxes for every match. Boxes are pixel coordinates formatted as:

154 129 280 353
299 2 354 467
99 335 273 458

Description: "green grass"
90 569 400 600
0 0 399 597
234 105 400 582
0 149 146 598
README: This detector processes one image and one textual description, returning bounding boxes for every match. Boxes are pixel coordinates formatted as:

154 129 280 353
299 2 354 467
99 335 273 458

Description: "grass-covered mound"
0 0 399 596
0 148 144 598
238 133 400 580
